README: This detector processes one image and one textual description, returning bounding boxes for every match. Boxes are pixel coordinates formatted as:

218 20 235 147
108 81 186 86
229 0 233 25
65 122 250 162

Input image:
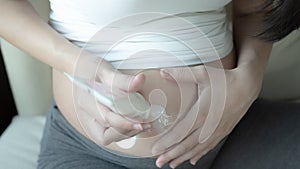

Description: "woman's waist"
53 49 235 157
53 67 198 157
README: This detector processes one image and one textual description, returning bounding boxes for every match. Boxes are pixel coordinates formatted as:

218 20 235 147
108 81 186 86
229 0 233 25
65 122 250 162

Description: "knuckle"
102 140 110 146
177 144 187 153
114 118 132 130
104 113 111 125
98 111 107 122
119 120 131 128
171 134 183 144
160 154 170 162
100 137 111 146
115 73 133 88
153 145 167 155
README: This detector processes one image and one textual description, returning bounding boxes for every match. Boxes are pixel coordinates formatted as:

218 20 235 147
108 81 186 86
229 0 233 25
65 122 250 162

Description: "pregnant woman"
49 0 236 164
1 0 299 169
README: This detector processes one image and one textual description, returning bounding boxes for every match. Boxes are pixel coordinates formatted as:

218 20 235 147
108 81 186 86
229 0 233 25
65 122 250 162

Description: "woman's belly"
53 50 235 157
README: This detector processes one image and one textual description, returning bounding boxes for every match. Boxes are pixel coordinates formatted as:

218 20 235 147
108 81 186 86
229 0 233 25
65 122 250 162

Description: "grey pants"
37 104 224 169
211 99 300 169
38 99 300 169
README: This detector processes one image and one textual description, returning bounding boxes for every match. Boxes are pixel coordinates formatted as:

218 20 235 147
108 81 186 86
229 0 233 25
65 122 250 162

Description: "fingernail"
190 160 196 165
156 161 163 168
142 124 152 129
170 163 177 169
133 124 143 130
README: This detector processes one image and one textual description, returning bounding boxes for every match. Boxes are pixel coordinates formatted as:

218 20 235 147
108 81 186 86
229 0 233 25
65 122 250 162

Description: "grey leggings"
37 103 224 169
38 99 300 169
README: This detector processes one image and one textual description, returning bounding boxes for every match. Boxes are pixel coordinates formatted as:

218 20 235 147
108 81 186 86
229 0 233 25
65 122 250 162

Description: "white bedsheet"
0 116 45 169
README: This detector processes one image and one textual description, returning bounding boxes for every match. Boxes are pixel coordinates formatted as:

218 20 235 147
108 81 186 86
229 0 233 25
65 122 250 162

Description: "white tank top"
49 0 233 69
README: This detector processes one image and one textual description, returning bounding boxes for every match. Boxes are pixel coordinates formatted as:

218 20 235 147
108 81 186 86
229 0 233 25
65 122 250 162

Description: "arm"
153 1 274 168
0 0 78 74
0 0 149 145
232 0 273 94
0 0 117 81
185 1 275 164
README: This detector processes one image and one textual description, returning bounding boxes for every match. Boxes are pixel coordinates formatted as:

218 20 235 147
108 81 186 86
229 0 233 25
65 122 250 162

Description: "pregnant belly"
53 50 235 157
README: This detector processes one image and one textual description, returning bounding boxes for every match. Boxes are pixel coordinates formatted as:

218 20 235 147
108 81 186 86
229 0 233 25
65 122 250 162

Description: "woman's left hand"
152 64 263 168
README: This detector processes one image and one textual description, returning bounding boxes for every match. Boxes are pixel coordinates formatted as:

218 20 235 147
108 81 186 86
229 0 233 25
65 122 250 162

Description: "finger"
151 100 199 156
160 65 208 84
101 126 144 145
101 104 152 134
76 109 109 145
189 144 216 166
189 112 231 165
163 128 220 169
76 68 151 135
101 68 145 92
152 99 201 155
189 150 206 166
155 129 200 168
169 144 202 168
78 109 144 146
169 140 213 167
198 69 227 143
77 69 149 130
190 134 223 165
74 83 109 127
152 89 210 156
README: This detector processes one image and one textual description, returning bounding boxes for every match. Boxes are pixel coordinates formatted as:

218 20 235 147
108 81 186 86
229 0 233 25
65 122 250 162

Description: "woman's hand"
72 58 152 146
152 0 274 166
152 64 263 168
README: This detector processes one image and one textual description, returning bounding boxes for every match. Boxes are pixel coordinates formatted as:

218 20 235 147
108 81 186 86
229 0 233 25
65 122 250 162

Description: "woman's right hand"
0 0 152 147
73 58 151 146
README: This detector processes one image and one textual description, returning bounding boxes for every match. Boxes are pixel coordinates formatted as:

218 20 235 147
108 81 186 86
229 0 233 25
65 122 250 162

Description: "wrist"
55 40 103 80
53 39 79 73
235 59 265 100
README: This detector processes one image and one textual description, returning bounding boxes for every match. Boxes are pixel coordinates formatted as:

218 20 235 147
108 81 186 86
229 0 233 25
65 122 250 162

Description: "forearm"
0 0 97 76
232 1 273 96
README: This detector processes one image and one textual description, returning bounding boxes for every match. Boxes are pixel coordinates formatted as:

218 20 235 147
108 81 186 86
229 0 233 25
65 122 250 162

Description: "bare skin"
53 50 236 156
0 0 272 166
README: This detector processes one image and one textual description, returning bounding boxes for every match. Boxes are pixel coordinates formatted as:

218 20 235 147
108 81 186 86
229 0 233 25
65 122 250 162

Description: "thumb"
112 71 145 92
97 60 145 92
160 65 208 84
99 63 145 92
